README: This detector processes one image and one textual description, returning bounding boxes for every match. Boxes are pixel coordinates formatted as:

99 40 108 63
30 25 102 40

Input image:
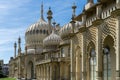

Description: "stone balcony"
36 57 70 65
36 57 58 65
58 57 70 62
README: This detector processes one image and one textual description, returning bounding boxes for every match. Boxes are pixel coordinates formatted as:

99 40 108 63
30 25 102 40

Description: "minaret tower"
18 37 21 56
14 42 17 58
40 2 44 20
72 3 77 18
47 7 53 34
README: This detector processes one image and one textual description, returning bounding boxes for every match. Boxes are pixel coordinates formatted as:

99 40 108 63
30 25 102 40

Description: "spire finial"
14 42 17 58
52 19 56 27
52 20 56 33
41 2 44 20
87 0 93 3
72 2 77 18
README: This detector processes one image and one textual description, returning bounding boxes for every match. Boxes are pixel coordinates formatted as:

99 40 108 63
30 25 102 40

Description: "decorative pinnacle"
72 2 77 9
14 42 17 48
88 0 93 3
41 2 44 20
18 37 21 43
72 2 77 18
52 20 56 27
47 7 53 19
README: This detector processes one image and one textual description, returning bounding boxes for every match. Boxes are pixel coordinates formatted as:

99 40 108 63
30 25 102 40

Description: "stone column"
81 32 86 80
96 4 102 19
47 65 49 80
25 46 27 80
50 64 52 80
38 66 40 80
41 65 43 80
116 16 120 80
70 38 75 80
116 0 120 9
45 65 47 80
43 65 45 80
48 65 50 80
60 62 63 80
34 47 36 80
76 51 80 80
39 66 41 80
18 57 21 80
96 25 102 80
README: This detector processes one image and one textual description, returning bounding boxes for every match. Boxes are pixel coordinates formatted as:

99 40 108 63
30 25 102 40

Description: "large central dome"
25 4 50 50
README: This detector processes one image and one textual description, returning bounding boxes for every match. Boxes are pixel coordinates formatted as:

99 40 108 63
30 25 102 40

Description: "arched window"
90 49 96 80
61 48 65 57
40 30 42 34
33 30 35 34
103 47 111 80
46 30 48 35
43 30 46 34
36 29 39 34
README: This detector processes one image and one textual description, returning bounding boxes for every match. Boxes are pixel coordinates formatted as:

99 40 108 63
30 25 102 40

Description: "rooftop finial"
87 0 93 3
52 20 56 33
72 2 77 18
52 19 56 27
41 2 44 20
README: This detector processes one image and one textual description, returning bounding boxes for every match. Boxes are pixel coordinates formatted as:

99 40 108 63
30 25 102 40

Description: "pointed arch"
86 41 96 80
102 35 116 80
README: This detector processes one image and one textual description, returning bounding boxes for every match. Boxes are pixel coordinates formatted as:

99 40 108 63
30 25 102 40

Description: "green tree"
0 63 3 78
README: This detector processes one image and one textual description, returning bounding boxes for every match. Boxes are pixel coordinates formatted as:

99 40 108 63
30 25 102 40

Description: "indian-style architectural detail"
9 0 120 80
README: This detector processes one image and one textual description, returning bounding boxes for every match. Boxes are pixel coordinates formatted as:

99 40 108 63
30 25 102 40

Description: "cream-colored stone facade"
9 0 120 80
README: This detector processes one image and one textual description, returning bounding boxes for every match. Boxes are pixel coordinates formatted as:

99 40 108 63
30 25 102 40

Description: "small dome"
60 21 81 39
43 31 62 46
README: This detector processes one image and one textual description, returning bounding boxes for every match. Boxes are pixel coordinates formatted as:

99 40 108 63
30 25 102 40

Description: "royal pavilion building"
9 0 120 80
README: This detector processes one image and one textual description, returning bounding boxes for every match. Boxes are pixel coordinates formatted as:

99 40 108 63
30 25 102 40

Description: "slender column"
96 4 102 19
50 64 52 80
70 38 75 80
45 65 47 80
82 14 86 25
47 65 49 80
96 25 102 80
25 46 27 80
116 0 120 9
116 16 120 80
34 46 36 79
48 65 50 80
43 65 45 80
39 66 41 80
76 51 80 80
38 66 40 80
81 32 86 80
41 65 43 80
18 57 21 79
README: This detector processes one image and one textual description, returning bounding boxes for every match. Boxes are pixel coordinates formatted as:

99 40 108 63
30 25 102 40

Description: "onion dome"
43 31 61 46
43 22 62 51
60 21 81 39
85 0 94 10
25 4 50 49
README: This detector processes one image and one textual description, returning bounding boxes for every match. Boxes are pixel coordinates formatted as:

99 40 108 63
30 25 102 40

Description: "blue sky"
0 0 97 64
